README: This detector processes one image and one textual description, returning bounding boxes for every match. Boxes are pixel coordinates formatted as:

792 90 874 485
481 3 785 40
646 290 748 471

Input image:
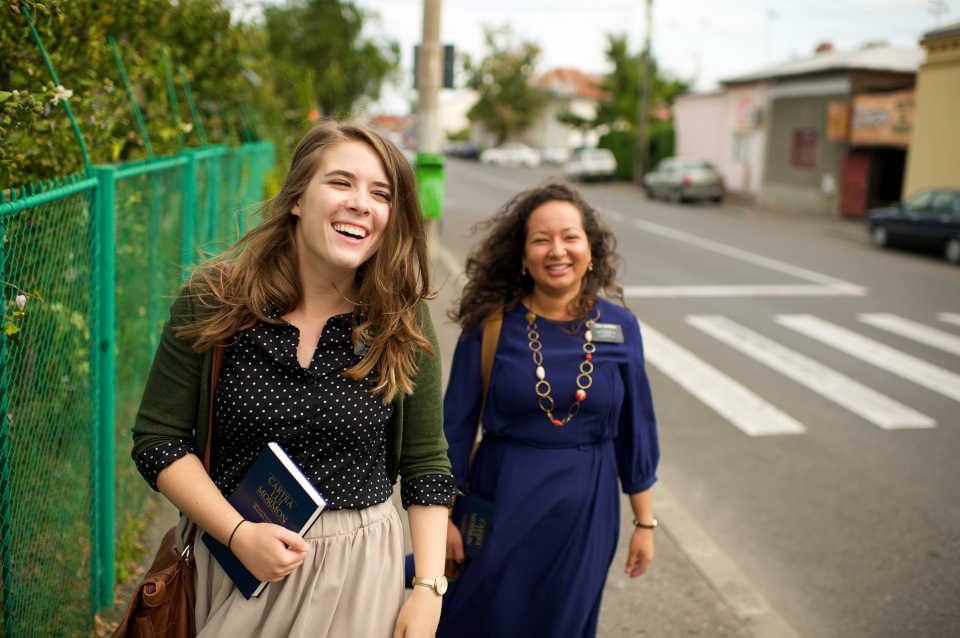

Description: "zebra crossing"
641 312 960 435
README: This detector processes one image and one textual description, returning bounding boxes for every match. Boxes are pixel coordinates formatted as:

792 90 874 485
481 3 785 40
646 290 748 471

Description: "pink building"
674 83 767 197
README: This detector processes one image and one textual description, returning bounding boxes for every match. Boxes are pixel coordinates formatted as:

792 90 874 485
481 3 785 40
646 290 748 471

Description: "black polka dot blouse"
135 312 455 510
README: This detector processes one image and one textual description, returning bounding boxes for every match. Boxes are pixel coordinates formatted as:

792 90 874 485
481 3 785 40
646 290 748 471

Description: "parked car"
443 141 479 159
867 188 960 264
644 157 724 203
479 142 541 167
564 148 617 181
540 147 570 164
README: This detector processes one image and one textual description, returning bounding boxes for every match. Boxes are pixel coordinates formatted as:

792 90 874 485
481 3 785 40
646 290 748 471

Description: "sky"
232 0 959 114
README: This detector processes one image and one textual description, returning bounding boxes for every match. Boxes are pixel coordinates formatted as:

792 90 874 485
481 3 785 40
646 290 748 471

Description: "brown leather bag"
113 346 224 638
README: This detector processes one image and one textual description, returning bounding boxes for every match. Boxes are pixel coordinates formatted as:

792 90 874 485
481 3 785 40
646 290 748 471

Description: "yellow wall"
903 30 960 198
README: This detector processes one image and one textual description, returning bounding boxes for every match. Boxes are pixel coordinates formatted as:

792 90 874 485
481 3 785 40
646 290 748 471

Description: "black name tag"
591 322 624 343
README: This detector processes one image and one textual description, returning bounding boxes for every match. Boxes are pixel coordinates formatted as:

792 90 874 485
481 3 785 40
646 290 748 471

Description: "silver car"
644 158 724 203
564 148 617 182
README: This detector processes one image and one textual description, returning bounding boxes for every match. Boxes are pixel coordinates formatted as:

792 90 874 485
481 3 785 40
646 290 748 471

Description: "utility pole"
634 0 653 185
416 0 445 253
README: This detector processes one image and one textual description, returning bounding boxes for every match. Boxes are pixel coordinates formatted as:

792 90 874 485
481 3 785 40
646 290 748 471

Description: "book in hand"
453 491 494 559
441 491 494 580
201 442 326 599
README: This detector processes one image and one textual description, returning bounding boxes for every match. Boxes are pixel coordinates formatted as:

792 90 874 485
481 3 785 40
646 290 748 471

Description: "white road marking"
859 313 960 357
595 212 867 298
777 315 960 403
637 320 806 436
938 312 960 327
625 217 867 291
687 315 935 429
624 284 864 298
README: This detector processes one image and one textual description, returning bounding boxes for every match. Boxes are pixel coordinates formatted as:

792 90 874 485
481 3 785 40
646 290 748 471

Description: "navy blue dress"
437 300 659 638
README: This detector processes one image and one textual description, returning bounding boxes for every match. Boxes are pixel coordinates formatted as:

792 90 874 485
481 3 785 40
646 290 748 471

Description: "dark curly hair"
450 181 624 332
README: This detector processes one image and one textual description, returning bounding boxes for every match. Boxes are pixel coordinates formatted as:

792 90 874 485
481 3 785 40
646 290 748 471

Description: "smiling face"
522 200 592 300
291 140 392 280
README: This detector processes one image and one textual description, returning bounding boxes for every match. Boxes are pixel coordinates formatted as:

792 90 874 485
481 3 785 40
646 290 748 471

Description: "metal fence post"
92 165 116 610
0 195 12 635
181 151 198 282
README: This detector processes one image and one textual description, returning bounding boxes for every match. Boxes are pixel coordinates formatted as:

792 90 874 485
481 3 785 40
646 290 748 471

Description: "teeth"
333 223 368 238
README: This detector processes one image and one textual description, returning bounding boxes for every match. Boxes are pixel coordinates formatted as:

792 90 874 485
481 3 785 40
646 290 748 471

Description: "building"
675 43 924 216
521 68 611 154
674 84 767 196
902 22 960 198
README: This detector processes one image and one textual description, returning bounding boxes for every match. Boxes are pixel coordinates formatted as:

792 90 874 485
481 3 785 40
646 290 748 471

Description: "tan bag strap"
468 309 503 469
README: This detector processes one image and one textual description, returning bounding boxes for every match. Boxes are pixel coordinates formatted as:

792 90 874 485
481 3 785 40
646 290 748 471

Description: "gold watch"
411 575 448 596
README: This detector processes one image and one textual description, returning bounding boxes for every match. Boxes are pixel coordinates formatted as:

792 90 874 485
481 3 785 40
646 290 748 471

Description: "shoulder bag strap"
468 308 503 470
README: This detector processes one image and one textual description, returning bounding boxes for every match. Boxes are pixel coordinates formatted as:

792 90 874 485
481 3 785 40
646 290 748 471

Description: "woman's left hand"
392 587 443 638
624 527 655 578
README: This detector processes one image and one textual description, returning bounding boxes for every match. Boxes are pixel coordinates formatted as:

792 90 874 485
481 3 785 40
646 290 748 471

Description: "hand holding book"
229 521 309 583
202 442 327 598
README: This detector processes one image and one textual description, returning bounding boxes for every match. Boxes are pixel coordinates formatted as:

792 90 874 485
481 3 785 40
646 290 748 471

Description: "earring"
588 261 594 271
522 265 528 276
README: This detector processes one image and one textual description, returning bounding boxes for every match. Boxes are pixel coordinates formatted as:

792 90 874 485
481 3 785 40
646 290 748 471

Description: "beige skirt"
179 501 404 638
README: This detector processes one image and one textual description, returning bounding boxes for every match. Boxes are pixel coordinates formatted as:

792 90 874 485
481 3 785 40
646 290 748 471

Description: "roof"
721 44 924 85
923 21 960 41
535 68 612 101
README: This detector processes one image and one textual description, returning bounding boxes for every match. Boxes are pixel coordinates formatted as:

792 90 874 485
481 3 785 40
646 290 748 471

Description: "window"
790 129 817 169
931 191 955 214
904 191 933 212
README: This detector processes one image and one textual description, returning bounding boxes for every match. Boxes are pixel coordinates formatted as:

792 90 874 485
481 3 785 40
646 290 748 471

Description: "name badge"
591 322 624 343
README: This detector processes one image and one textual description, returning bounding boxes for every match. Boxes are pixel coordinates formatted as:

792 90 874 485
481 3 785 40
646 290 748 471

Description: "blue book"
453 491 494 559
201 442 326 598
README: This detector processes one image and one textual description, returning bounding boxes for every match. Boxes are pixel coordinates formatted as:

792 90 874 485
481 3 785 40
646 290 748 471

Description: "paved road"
432 158 960 638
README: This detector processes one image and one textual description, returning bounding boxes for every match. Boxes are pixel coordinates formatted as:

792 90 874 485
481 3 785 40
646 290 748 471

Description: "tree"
262 0 399 125
464 25 546 146
594 34 689 129
594 33 689 179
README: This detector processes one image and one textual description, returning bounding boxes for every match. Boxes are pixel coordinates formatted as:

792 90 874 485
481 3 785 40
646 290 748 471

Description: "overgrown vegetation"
1 0 399 188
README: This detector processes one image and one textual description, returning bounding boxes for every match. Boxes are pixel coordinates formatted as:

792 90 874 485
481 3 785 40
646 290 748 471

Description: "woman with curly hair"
131 121 453 637
436 182 660 638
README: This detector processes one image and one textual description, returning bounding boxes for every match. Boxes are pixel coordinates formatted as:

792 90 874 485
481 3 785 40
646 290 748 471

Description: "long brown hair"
176 121 433 402
451 181 623 332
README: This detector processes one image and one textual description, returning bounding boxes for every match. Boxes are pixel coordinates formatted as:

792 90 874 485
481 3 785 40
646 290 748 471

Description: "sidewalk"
106 253 758 637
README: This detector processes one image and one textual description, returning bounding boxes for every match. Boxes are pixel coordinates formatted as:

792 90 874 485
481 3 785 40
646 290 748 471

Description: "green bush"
598 120 676 181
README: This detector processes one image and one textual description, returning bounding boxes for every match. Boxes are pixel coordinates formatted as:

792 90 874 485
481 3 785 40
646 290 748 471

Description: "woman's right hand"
446 518 465 562
230 521 310 582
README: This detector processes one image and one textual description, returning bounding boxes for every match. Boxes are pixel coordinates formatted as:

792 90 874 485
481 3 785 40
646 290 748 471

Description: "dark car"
643 157 724 203
867 189 960 264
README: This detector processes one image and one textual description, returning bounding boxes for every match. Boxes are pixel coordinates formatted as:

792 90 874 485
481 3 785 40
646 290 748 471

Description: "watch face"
436 576 448 595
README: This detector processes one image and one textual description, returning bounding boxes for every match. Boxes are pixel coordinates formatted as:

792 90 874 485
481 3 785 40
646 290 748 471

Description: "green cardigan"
131 291 451 487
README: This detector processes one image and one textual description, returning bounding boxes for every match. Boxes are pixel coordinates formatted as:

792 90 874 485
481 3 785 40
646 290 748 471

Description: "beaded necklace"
525 300 597 426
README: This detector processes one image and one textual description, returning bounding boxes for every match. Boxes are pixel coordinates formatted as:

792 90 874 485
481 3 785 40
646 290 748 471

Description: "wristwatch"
411 575 448 596
632 517 658 530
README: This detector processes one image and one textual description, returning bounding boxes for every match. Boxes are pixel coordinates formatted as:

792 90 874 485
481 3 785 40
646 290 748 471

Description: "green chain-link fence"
0 141 273 637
